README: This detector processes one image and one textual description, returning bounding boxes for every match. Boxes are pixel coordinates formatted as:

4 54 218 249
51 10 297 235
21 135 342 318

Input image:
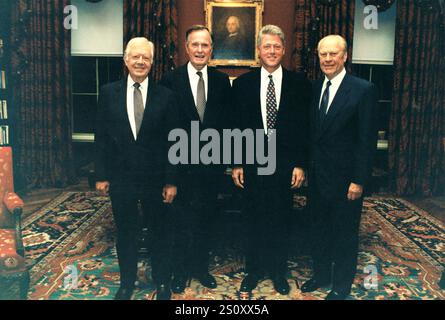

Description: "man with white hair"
95 37 179 300
302 34 378 300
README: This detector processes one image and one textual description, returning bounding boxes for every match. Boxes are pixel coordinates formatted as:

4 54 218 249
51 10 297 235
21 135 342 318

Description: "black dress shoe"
272 276 290 295
114 286 134 300
325 290 349 300
301 278 330 293
156 284 172 300
171 276 187 294
240 274 260 292
196 273 217 289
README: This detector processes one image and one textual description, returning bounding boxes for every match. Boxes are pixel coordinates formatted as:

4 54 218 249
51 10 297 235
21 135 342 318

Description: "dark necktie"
133 82 144 137
319 80 332 122
196 71 206 122
266 74 278 135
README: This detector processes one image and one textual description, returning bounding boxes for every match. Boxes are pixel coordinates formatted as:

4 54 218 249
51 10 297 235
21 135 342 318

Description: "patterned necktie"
266 74 278 135
133 82 144 137
319 80 332 122
196 71 206 122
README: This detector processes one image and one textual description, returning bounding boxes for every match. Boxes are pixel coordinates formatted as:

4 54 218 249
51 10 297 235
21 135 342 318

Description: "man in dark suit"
95 37 179 300
159 25 231 294
231 25 311 295
301 35 378 300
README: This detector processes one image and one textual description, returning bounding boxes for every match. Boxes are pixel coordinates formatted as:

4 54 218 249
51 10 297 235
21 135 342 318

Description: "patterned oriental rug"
21 192 445 300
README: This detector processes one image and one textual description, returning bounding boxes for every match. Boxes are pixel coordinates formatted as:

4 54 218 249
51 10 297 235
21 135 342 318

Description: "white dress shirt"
187 62 208 106
126 75 149 140
260 66 283 133
319 67 346 113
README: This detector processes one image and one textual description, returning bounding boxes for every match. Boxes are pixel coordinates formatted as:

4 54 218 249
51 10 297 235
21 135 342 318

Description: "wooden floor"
406 195 445 223
19 178 445 223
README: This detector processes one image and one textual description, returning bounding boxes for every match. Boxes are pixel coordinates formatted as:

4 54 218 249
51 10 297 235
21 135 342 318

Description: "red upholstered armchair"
0 146 29 300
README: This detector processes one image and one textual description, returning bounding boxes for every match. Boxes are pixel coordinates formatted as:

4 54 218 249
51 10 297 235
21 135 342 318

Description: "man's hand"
232 167 244 189
347 182 363 201
96 181 110 195
162 184 177 203
291 167 305 189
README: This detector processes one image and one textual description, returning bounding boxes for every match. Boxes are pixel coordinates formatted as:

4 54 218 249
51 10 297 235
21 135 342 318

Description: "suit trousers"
308 182 363 292
243 172 293 277
110 183 175 287
172 174 219 277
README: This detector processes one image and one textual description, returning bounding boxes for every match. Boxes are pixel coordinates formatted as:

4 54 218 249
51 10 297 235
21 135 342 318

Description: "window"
353 64 393 151
69 0 124 174
352 0 397 65
71 56 123 142
71 0 123 56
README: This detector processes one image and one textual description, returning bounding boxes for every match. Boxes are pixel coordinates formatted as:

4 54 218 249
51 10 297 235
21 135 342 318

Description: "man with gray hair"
95 37 179 300
159 25 231 294
231 25 311 295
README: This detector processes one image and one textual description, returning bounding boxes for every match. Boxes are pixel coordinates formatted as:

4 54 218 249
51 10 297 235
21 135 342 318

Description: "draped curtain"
10 0 76 190
292 0 356 80
123 0 178 81
388 0 445 196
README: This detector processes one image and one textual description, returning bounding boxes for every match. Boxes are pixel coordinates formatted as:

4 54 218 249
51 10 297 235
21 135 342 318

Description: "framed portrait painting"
206 0 263 67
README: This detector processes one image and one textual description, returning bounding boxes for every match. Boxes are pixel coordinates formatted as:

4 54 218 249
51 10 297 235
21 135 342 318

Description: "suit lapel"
136 81 156 140
276 68 288 124
206 68 215 107
252 69 263 129
203 68 216 125
114 80 135 143
179 65 201 121
205 68 219 117
320 74 352 134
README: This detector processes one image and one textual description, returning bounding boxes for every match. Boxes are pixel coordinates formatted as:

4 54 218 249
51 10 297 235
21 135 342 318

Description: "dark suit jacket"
94 79 179 191
309 73 378 200
231 67 311 181
158 64 231 187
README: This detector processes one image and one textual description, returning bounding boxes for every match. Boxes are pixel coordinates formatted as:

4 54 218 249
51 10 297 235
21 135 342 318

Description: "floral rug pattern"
20 192 444 300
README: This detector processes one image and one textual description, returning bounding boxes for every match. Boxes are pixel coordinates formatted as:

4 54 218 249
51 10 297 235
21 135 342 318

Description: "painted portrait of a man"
211 7 256 61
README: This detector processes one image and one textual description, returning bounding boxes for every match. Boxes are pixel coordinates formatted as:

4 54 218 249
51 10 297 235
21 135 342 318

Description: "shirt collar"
127 75 149 90
261 65 282 80
188 62 208 77
324 67 346 87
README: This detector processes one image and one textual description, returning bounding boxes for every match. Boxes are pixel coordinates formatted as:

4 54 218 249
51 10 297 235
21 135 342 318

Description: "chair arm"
3 192 25 256
3 192 24 214
14 206 25 256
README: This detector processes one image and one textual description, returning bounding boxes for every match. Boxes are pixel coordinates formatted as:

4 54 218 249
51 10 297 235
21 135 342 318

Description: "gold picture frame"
205 0 263 67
